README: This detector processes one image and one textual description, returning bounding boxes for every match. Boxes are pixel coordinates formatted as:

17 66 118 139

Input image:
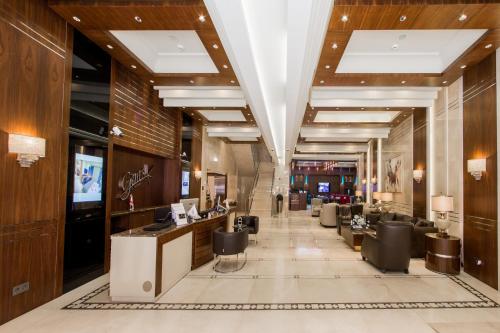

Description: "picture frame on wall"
385 155 403 193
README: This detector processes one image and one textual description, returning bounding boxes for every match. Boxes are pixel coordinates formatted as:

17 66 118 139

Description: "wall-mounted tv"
318 182 330 193
181 170 190 196
73 153 103 203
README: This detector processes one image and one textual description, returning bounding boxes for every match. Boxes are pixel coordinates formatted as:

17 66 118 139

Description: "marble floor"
1 211 499 333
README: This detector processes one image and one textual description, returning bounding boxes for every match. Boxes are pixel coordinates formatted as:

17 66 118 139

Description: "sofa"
366 212 438 258
361 221 413 273
320 203 338 227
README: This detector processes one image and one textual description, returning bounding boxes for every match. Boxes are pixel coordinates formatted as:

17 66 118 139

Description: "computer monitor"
180 198 199 213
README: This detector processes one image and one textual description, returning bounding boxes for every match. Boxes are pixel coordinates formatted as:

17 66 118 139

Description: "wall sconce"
362 179 367 185
467 159 486 180
371 177 377 184
194 170 203 180
413 170 424 183
8 134 46 167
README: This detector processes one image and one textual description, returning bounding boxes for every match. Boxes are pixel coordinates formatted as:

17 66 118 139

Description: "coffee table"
341 226 372 251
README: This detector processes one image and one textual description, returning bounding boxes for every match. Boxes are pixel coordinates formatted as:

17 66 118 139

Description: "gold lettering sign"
117 164 153 200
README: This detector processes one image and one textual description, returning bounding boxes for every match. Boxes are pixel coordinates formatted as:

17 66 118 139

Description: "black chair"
361 221 413 273
234 215 259 243
212 227 249 272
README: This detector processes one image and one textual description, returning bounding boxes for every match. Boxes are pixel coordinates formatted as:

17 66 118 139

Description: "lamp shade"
431 195 454 212
355 190 362 196
467 159 486 173
373 192 381 200
8 134 45 156
380 192 393 202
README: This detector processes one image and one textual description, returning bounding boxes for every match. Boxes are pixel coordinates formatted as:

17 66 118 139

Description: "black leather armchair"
234 215 259 243
213 227 249 272
361 221 413 273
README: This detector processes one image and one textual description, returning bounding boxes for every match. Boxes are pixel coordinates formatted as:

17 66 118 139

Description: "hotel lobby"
1 1 500 332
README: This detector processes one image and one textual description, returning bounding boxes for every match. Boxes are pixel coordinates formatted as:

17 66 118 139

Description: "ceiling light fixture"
401 80 406 84
458 14 467 22
198 15 206 22
189 80 195 84
72 16 81 22
361 107 365 110
460 65 467 69
130 64 137 69
392 43 399 50
106 44 113 49
386 107 390 110
134 16 142 23
149 80 154 84
212 43 219 49
320 80 324 84
230 80 235 84
325 65 330 69
332 42 338 49
360 80 365 84
222 64 228 69
442 80 448 84
341 15 348 22
177 44 184 50
485 43 493 49
399 15 407 22
411 107 415 110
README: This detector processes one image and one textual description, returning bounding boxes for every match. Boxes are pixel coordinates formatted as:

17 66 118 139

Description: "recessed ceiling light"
230 80 235 84
177 44 184 50
149 80 154 84
360 80 365 84
106 44 113 49
134 16 142 23
72 16 81 22
399 15 407 22
191 113 194 116
325 65 331 69
392 43 399 50
189 80 194 84
341 15 348 22
485 43 493 49
332 42 338 49
182 107 186 109
386 107 390 110
222 64 228 69
212 43 219 49
460 65 467 69
442 80 448 84
199 15 206 22
411 107 415 110
320 80 324 84
401 80 406 84
336 107 339 110
458 14 467 22
361 107 365 110
130 64 137 69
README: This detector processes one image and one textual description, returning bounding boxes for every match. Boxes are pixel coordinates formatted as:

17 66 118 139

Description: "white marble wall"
382 116 413 216
431 79 464 240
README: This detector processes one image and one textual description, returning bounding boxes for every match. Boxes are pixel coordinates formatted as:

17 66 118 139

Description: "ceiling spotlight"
332 42 338 49
399 15 407 22
386 107 390 110
149 80 154 84
325 65 331 69
130 64 137 69
411 107 415 110
134 16 142 23
106 44 114 49
72 16 81 22
189 80 195 84
320 80 324 84
198 15 206 22
401 80 406 84
442 80 448 84
392 43 399 50
361 107 365 110
460 65 467 69
177 44 184 50
336 107 339 110
212 43 219 49
458 13 467 22
230 80 235 84
222 64 228 69
360 80 365 84
341 15 348 22
485 43 493 49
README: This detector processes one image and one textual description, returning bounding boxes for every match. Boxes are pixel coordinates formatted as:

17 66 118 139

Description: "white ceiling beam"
292 153 362 161
162 99 246 108
154 86 247 107
300 127 391 139
296 143 368 153
285 0 334 165
206 126 261 138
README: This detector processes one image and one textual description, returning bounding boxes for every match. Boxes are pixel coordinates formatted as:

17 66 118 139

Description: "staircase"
249 162 274 216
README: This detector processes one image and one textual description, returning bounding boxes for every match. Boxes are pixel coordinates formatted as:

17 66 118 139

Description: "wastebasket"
276 193 283 214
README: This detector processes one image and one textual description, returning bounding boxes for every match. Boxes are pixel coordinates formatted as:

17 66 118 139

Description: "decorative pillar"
377 138 383 192
366 141 372 204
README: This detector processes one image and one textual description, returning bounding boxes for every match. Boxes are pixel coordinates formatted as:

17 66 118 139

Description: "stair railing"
246 162 260 215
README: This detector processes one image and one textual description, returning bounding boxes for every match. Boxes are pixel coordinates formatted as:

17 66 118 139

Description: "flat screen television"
73 153 104 203
318 182 330 193
181 170 190 196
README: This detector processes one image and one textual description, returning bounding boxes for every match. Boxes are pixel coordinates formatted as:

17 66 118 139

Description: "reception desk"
110 212 230 302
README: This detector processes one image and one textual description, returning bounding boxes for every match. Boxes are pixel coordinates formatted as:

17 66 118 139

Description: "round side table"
425 233 461 275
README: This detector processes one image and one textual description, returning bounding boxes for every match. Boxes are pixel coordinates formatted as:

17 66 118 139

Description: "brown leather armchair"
361 221 413 273
213 227 249 272
234 215 259 243
336 204 352 235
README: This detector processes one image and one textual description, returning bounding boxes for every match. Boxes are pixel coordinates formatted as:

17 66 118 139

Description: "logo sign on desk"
117 164 153 200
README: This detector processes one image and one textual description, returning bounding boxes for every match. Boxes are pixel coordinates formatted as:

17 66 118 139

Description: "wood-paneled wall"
190 120 203 199
0 0 72 324
463 52 498 289
413 110 427 218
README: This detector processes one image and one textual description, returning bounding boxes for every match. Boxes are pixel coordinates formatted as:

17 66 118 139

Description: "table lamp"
432 195 454 237
380 192 393 213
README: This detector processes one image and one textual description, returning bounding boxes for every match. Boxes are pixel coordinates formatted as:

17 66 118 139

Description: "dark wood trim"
413 109 427 218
